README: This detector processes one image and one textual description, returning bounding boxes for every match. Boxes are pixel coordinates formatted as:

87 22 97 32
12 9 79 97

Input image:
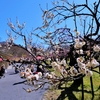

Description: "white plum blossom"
45 73 53 79
86 50 90 56
26 74 34 84
51 61 67 75
47 58 51 61
27 44 32 52
86 61 91 69
86 58 99 68
74 30 80 36
39 65 43 69
93 45 100 52
25 71 42 85
85 69 93 77
76 49 83 54
77 56 85 63
90 58 99 68
50 72 57 78
8 47 11 49
78 67 86 74
70 66 78 76
46 11 54 19
76 31 80 36
37 72 42 78
51 61 60 71
60 58 67 66
75 38 79 43
51 62 58 68
20 71 25 78
9 23 16 30
78 61 86 68
56 58 61 65
55 50 59 54
74 40 86 49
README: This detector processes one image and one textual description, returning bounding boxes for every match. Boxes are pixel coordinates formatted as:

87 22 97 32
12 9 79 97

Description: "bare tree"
31 0 100 98
4 0 100 99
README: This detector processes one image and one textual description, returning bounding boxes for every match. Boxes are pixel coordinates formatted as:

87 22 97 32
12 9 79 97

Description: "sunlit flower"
26 74 33 84
50 72 56 77
74 41 86 49
86 61 91 69
77 56 85 63
90 58 99 68
28 72 42 82
45 73 53 79
77 57 86 67
56 58 61 65
51 62 58 68
37 72 42 78
75 38 79 42
44 20 49 27
78 67 86 74
76 31 80 36
39 65 43 69
86 50 90 56
47 58 51 61
27 44 32 49
27 44 32 52
85 69 93 77
10 23 16 30
8 47 10 49
46 11 54 19
60 58 66 66
55 50 59 54
76 49 83 54
51 61 67 75
20 71 25 78
25 68 32 74
74 30 80 36
78 61 86 68
93 45 100 52
70 66 78 76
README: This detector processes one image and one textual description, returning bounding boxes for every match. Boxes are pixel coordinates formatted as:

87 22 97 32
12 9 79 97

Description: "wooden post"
99 66 100 76
90 76 94 98
81 77 84 100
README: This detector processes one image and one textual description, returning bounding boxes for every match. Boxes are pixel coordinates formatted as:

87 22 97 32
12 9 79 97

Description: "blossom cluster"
72 31 100 77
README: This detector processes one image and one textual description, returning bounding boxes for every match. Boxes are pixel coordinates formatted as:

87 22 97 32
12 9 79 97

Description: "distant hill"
0 42 31 60
0 41 6 44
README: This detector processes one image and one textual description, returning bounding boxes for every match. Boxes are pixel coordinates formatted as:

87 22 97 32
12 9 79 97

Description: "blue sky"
0 0 52 42
0 0 95 45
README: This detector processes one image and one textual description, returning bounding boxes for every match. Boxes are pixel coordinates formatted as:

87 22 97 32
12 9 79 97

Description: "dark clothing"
36 66 44 74
0 66 5 77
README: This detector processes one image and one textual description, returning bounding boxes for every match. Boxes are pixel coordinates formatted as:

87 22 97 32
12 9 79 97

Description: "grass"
43 67 100 100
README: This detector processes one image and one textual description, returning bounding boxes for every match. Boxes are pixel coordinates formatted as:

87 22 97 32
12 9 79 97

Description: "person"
0 65 5 78
15 65 19 73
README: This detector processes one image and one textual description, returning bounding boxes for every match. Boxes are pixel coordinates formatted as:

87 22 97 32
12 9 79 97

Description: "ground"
42 90 59 100
42 72 100 100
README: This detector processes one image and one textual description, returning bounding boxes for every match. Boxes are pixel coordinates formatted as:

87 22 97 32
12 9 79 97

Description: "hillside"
0 42 30 60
